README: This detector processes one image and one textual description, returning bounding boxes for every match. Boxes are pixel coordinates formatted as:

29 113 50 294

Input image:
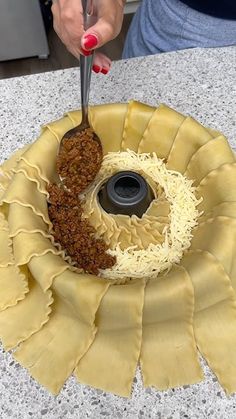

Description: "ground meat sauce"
47 129 116 275
56 128 103 195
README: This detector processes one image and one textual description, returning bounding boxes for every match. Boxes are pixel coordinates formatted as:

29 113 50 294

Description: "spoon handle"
80 0 94 126
80 54 93 126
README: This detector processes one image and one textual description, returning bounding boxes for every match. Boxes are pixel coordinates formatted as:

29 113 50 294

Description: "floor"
0 14 133 80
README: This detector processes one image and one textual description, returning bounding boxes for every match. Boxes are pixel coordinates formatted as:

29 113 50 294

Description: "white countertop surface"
1 46 236 419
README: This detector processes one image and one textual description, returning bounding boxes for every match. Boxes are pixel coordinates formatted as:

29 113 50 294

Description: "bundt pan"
0 100 236 397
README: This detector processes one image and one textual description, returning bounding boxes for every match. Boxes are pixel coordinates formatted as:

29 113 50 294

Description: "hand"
51 0 125 74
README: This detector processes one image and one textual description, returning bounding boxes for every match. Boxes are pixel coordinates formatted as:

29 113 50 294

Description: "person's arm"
51 0 125 73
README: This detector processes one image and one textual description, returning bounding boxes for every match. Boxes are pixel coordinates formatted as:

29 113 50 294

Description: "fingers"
51 0 124 74
52 0 84 58
92 52 112 74
81 1 124 51
81 20 114 51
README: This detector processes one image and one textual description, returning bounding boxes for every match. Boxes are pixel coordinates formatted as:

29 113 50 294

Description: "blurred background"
0 0 137 80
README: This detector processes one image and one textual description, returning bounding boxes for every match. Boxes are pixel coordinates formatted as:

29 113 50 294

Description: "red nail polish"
92 65 100 73
101 68 109 75
83 34 98 50
81 47 92 56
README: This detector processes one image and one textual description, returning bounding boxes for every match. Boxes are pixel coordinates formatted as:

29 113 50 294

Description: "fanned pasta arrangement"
0 101 236 397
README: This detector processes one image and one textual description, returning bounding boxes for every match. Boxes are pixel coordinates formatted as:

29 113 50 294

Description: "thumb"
81 17 121 51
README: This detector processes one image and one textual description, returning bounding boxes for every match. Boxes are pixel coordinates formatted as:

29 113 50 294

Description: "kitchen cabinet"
0 0 49 61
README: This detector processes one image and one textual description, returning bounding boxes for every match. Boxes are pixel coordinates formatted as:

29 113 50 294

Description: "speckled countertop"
1 46 236 419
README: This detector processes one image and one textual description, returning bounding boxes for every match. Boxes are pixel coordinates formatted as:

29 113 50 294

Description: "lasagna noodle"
182 251 236 394
28 252 71 292
190 217 236 291
197 163 236 212
75 279 145 397
0 273 52 350
121 100 155 152
166 116 213 173
0 149 30 308
0 264 28 311
185 135 235 185
14 271 111 395
140 266 203 389
138 104 185 157
1 171 50 225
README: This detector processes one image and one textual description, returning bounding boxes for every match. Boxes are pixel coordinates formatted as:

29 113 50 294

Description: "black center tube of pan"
98 171 154 218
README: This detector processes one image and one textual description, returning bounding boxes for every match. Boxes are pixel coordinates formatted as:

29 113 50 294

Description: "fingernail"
83 34 98 50
92 65 101 73
81 47 92 56
101 67 109 75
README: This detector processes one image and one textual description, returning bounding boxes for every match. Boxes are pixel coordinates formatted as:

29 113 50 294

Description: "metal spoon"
57 0 102 186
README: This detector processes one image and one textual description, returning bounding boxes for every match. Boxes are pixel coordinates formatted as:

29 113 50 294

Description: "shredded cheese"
82 150 202 280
